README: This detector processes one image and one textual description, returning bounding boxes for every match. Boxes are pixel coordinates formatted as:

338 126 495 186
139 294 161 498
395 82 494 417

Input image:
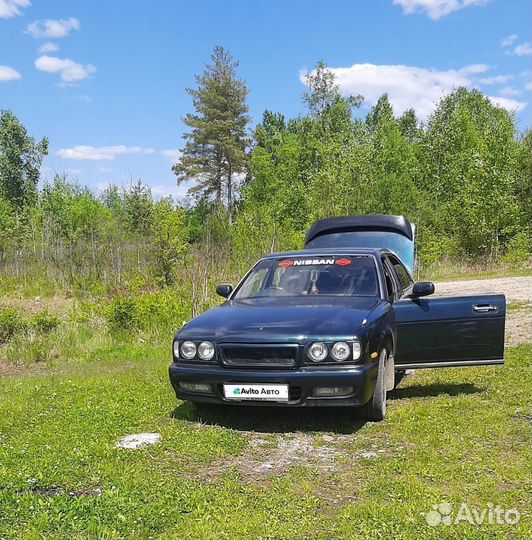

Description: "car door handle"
473 304 498 313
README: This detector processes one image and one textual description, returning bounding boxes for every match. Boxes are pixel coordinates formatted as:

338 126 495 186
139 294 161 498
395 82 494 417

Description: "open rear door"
394 294 506 369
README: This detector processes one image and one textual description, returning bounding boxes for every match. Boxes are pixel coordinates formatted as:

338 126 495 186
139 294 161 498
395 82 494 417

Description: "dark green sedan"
169 215 505 421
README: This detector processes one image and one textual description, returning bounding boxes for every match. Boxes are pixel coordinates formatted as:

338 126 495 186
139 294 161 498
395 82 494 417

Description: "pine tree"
173 46 250 222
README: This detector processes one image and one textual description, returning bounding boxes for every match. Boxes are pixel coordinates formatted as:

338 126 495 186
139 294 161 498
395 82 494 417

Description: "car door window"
390 256 413 295
382 257 398 302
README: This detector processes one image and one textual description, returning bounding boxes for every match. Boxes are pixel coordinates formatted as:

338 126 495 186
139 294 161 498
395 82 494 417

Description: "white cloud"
151 184 189 200
64 168 82 176
301 62 529 119
95 181 189 201
501 34 518 47
478 74 513 85
525 81 532 92
0 65 21 82
26 17 79 39
35 55 96 84
514 42 532 57
0 0 30 18
98 167 113 173
499 86 521 97
301 62 492 119
393 0 488 20
57 145 155 161
488 96 527 113
38 42 59 54
160 149 181 162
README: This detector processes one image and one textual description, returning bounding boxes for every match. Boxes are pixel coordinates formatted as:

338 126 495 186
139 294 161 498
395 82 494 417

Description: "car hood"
178 296 381 341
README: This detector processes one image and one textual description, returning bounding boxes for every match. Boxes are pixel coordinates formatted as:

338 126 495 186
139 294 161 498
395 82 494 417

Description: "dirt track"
435 276 531 347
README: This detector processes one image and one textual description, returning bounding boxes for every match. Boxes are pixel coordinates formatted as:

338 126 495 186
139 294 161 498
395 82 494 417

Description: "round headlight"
308 342 328 362
180 341 197 359
331 341 350 361
198 341 215 360
173 340 180 358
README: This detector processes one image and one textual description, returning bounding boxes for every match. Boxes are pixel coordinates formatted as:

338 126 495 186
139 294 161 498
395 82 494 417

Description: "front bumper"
168 362 378 407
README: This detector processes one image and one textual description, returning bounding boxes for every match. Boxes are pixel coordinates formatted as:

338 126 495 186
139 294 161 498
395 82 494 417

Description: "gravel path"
435 276 531 347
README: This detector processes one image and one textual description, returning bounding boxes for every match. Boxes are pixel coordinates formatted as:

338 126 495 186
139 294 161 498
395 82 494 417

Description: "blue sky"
1 0 531 199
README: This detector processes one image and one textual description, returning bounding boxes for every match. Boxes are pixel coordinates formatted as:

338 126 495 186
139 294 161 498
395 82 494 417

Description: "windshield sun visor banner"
278 258 353 267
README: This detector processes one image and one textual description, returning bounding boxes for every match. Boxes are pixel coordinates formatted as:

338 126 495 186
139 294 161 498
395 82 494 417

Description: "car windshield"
233 256 379 299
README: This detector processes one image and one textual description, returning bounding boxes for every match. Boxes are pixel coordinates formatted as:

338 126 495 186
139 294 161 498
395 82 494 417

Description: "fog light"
178 382 212 394
312 386 354 397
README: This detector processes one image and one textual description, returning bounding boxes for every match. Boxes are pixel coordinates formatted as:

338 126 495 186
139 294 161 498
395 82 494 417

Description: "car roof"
262 248 392 260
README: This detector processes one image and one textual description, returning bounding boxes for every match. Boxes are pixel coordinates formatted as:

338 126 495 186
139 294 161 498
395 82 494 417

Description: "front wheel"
360 348 388 421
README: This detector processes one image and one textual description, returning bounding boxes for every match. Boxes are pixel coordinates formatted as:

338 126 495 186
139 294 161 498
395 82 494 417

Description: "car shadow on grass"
171 401 367 434
389 382 483 400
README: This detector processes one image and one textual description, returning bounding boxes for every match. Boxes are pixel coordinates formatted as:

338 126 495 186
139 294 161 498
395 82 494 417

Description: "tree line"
0 47 530 307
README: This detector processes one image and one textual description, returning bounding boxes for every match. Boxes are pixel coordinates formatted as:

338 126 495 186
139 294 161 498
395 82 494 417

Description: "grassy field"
0 321 530 539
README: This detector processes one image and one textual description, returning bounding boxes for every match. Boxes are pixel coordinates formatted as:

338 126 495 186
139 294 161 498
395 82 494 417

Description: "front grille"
221 344 298 369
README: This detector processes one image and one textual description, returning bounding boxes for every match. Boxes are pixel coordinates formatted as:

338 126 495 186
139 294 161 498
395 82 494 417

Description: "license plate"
223 383 289 402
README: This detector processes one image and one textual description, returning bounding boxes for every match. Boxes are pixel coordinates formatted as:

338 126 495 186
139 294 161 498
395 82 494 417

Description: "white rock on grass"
115 433 161 449
359 450 379 458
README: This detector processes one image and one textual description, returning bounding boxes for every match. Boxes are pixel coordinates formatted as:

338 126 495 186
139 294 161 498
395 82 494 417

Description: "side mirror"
411 281 435 298
216 284 233 298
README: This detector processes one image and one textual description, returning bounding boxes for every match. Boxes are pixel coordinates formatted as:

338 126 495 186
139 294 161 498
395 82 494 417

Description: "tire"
360 347 388 421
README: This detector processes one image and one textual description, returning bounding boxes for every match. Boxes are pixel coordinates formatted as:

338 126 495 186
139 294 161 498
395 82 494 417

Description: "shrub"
105 296 140 332
0 307 27 344
134 290 192 333
417 231 462 269
502 231 532 265
25 338 51 363
104 290 193 335
32 311 60 334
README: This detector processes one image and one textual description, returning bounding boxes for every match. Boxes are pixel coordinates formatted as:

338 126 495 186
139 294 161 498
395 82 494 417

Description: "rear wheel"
360 347 388 421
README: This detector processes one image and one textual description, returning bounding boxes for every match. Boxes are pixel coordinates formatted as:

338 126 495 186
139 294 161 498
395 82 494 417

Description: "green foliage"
106 296 140 332
233 69 530 267
0 109 48 208
417 88 520 257
134 290 192 333
122 180 154 234
0 307 27 344
32 310 60 334
502 230 532 265
105 290 192 334
151 199 188 285
0 195 16 255
0 60 530 303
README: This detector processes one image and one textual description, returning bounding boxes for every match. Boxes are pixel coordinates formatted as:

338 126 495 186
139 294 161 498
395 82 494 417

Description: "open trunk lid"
305 215 416 273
